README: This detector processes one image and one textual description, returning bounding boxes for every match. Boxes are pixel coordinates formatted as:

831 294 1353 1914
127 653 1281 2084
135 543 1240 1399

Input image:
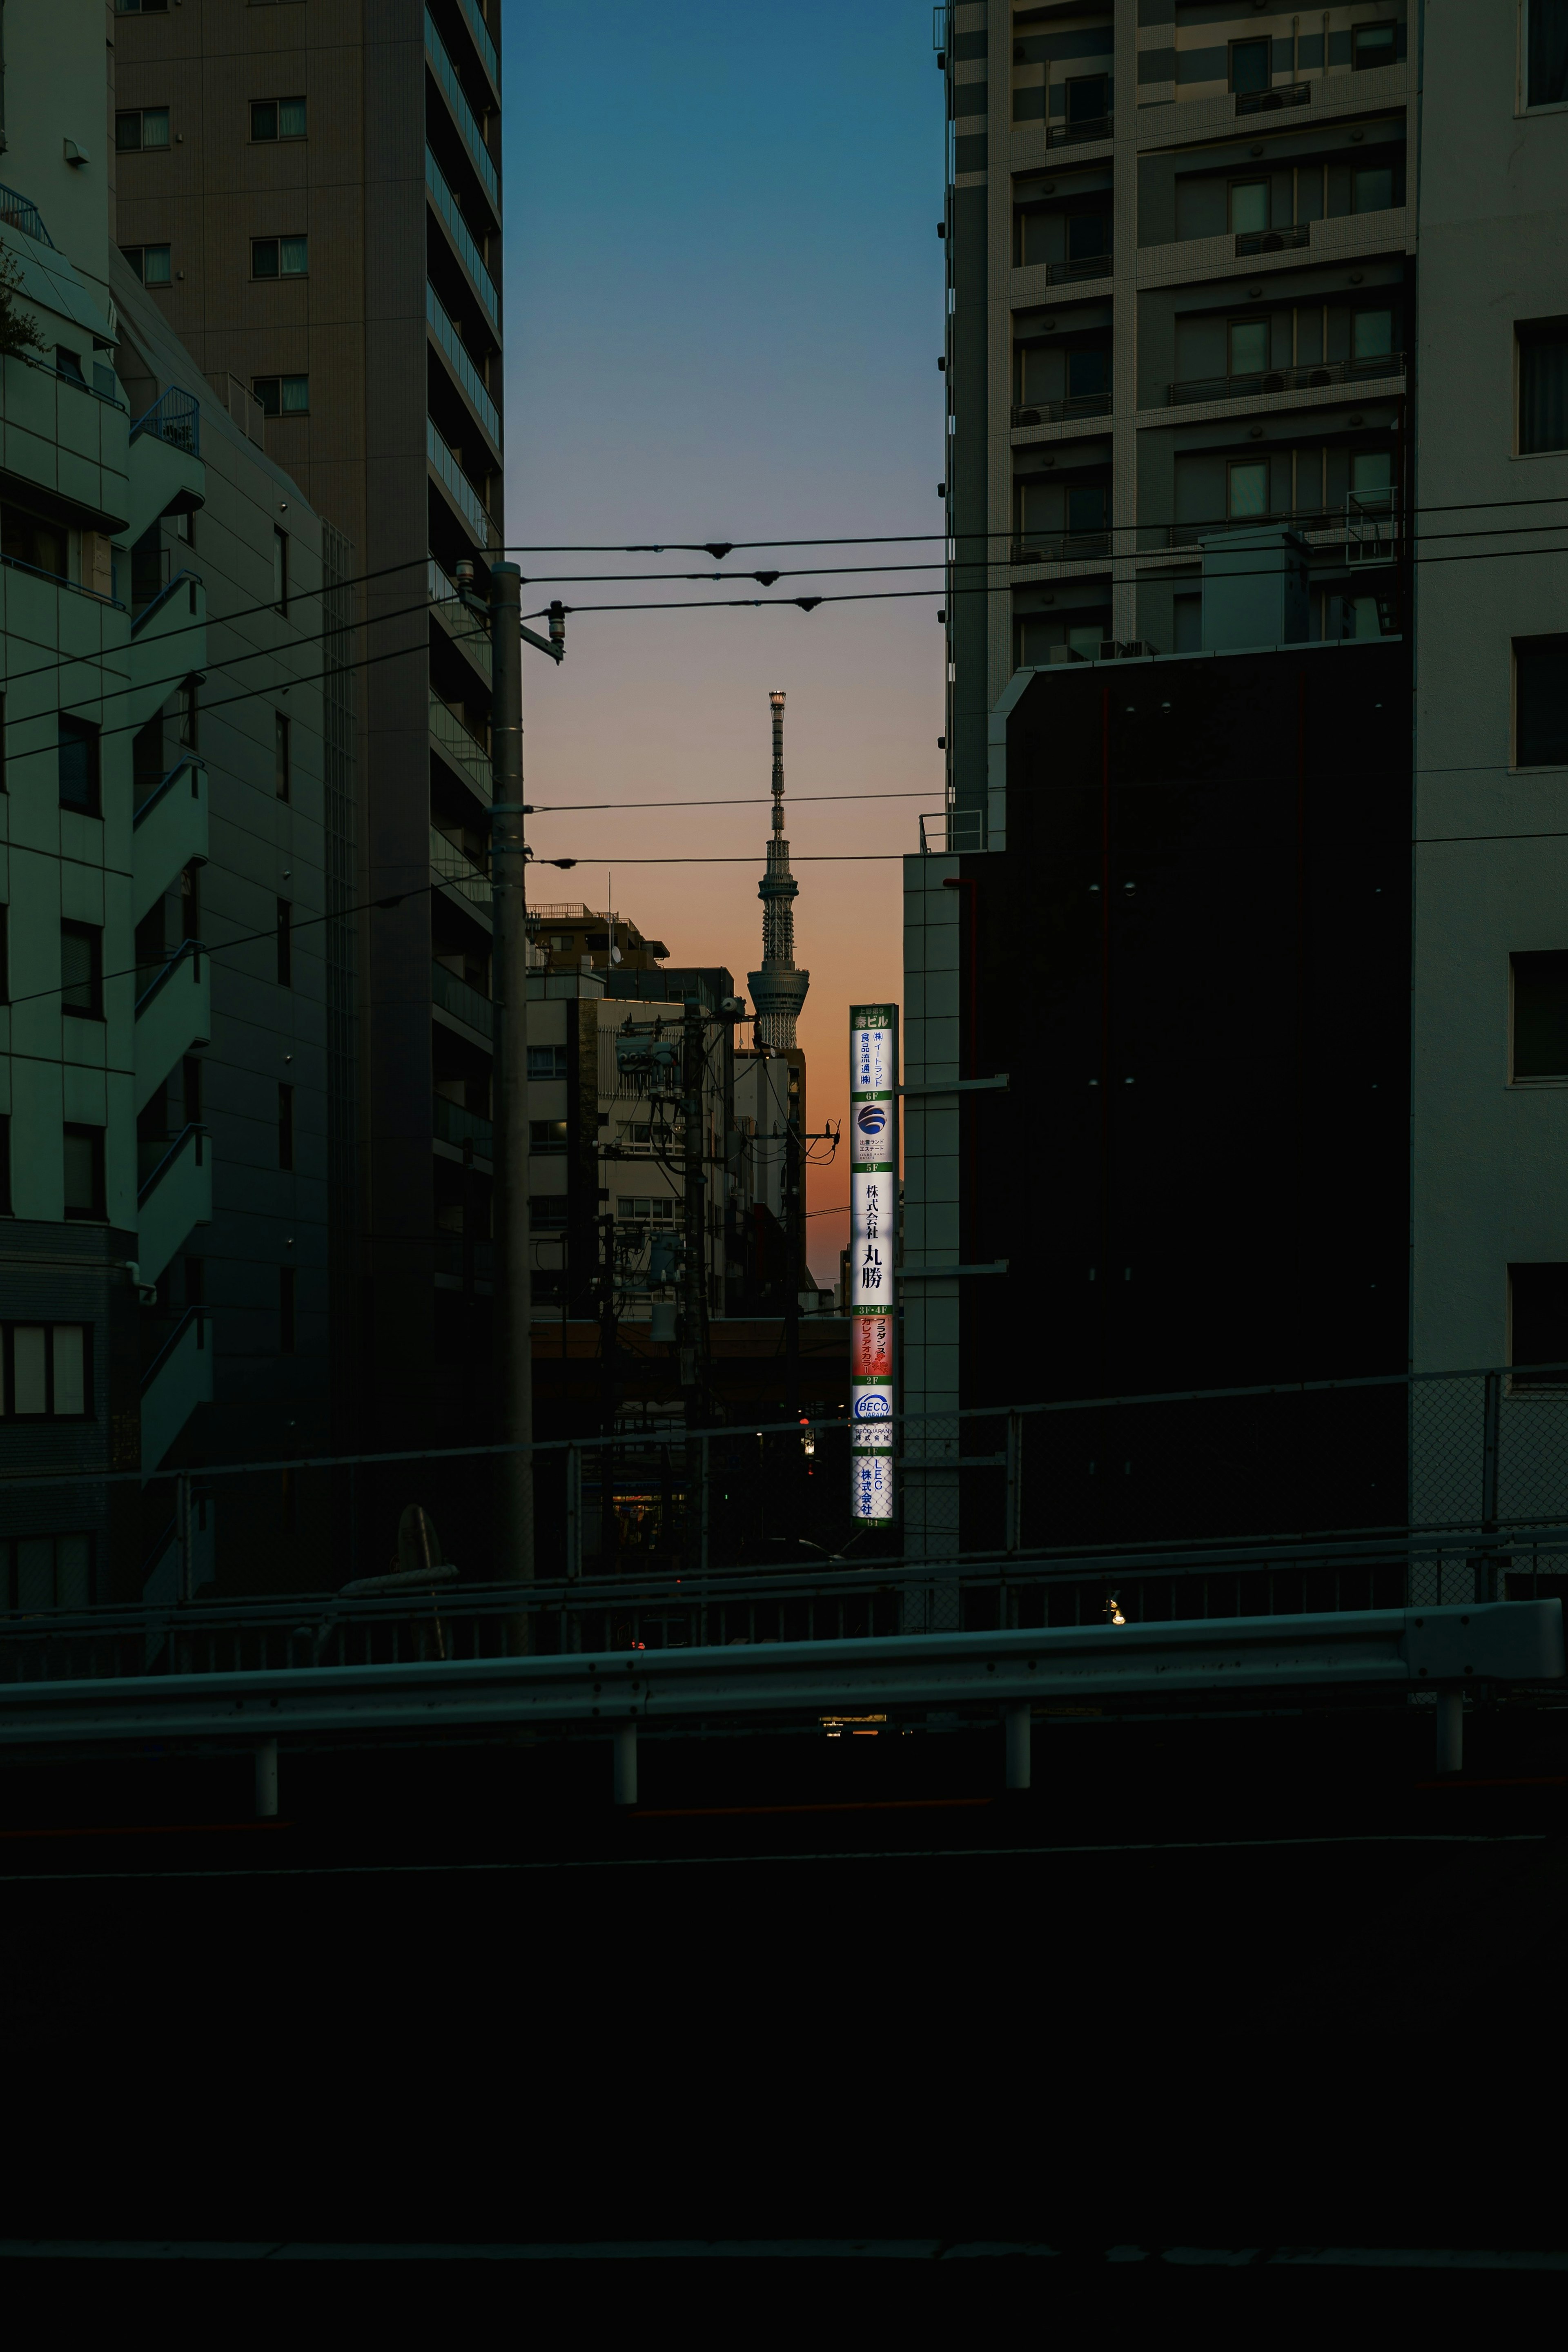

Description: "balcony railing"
918 807 985 855
1235 83 1312 116
433 1093 493 1155
432 958 494 1039
1012 391 1112 428
129 385 200 457
426 282 500 446
428 553 493 680
1045 251 1112 285
431 824 493 916
1166 350 1407 406
1011 530 1112 564
427 417 497 545
1152 493 1401 555
429 695 492 798
425 147 499 327
0 181 54 247
455 0 499 92
1234 223 1312 256
1048 111 1112 147
425 6 498 209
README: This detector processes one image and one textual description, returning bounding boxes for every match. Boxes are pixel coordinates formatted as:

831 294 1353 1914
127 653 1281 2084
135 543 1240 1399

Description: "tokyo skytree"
746 690 810 1049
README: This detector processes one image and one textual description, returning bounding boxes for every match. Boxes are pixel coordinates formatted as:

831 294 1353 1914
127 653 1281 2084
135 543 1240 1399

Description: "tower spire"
747 690 810 1048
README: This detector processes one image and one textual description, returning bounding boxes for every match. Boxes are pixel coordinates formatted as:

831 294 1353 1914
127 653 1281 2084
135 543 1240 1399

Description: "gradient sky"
501 1 944 1281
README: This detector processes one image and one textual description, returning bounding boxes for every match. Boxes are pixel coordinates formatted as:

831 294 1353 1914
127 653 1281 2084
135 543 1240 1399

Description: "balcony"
429 553 493 682
454 0 499 95
425 147 499 328
1011 531 1112 565
1235 83 1311 116
918 807 985 855
134 941 211 1113
425 6 498 212
433 1092 493 1157
432 958 494 1041
1048 111 1112 147
426 282 500 447
1234 224 1312 257
0 180 55 246
132 756 207 923
430 694 492 799
136 1123 212 1287
431 825 492 923
1166 352 1407 407
1152 492 1402 557
1012 392 1112 428
125 387 204 546
427 417 497 546
1046 252 1112 285
139 1305 212 1473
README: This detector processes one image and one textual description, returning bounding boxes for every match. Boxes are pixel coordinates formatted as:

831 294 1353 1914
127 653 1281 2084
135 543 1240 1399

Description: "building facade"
907 1 1568 1554
111 0 507 1447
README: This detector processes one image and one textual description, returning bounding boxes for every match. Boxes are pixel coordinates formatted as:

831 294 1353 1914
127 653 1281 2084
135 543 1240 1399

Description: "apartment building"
111 0 506 1447
904 1 1568 1554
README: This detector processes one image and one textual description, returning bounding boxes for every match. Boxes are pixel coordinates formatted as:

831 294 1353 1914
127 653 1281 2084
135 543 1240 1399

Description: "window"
270 711 290 802
252 97 307 140
1519 321 1568 455
1229 39 1271 95
1352 22 1397 71
1510 1263 1568 1384
114 0 170 12
1512 952 1568 1082
276 898 293 986
528 1045 570 1079
1528 0 1568 106
2 1535 94 1610
273 525 290 614
252 374 310 417
1228 317 1270 377
1515 636 1568 767
2 503 67 578
279 1083 295 1170
1066 347 1107 399
1352 308 1394 365
1067 483 1108 535
280 1266 296 1355
60 922 103 1019
0 903 7 1003
251 236 308 279
617 1197 676 1226
0 690 5 789
1352 166 1395 214
115 107 170 151
1064 74 1109 129
0 1115 9 1215
120 244 172 287
1065 210 1110 262
62 1126 105 1219
56 347 85 383
1351 449 1394 511
1227 459 1269 519
530 1196 570 1231
1229 181 1269 236
530 1119 568 1155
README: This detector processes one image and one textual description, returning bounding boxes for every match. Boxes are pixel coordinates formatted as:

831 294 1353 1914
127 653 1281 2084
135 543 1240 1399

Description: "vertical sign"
850 1003 898 1521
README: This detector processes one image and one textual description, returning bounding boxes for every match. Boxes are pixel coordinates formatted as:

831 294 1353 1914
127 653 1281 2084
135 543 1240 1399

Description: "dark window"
2 503 67 578
56 347 84 383
1528 0 1568 106
2 1324 91 1417
252 374 310 417
61 1126 105 1220
184 1255 205 1306
2 1533 94 1610
279 1083 295 1169
1511 1263 1568 1384
178 680 198 749
1067 483 1109 534
1516 636 1568 767
1519 321 1568 455
119 244 172 287
530 1196 570 1231
530 1119 569 1155
527 1045 570 1079
251 236 308 279
58 716 101 815
1067 347 1108 398
276 898 292 987
132 715 164 807
1512 952 1568 1080
273 526 289 614
1352 166 1396 214
279 1266 296 1354
0 1115 9 1216
115 107 170 150
0 690 5 789
275 710 291 800
1065 210 1110 261
114 0 170 13
1229 39 1271 94
1065 73 1108 127
60 923 103 1019
251 97 307 140
1352 23 1397 71
0 903 7 1003
183 1054 204 1126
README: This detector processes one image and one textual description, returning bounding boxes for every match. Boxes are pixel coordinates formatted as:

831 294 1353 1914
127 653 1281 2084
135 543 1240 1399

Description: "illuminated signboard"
850 1003 898 1520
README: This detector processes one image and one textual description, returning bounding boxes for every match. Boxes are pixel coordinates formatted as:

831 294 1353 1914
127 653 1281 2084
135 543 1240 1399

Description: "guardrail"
1012 392 1111 428
132 753 204 827
1167 353 1406 407
129 385 200 457
1235 82 1311 116
1046 252 1111 285
0 181 54 247
129 568 202 636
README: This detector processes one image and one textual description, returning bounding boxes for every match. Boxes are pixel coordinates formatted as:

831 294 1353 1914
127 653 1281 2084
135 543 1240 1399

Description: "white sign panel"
850 1005 898 1520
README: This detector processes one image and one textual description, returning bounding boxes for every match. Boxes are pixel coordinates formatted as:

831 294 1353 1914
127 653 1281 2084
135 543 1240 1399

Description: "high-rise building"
110 0 507 1445
905 2 1568 1556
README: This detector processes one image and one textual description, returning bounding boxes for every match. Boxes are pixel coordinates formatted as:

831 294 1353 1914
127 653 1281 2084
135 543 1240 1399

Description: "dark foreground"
2 1697 1565 2258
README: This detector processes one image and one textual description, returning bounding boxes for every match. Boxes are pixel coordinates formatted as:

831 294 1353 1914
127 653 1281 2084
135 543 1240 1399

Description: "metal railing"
0 182 54 247
0 549 122 609
425 147 499 326
1048 111 1112 147
1011 530 1111 564
428 552 494 679
918 806 985 854
430 825 492 916
129 567 201 636
455 0 499 90
1046 251 1112 284
425 283 500 445
432 958 494 1038
1011 391 1111 427
426 417 496 545
1235 223 1312 256
129 384 200 456
424 6 498 207
132 753 204 827
136 1122 207 1210
433 1092 492 1154
137 1304 208 1396
1235 82 1312 115
134 936 203 1019
1153 493 1402 554
429 698 492 799
1167 352 1407 406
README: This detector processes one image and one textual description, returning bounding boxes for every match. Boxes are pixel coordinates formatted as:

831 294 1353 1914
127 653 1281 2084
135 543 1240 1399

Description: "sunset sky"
502 1 942 1281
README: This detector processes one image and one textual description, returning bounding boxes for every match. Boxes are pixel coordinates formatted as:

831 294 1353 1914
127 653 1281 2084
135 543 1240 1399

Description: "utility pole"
456 562 563 1587
598 1208 618 1566
680 996 706 1430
